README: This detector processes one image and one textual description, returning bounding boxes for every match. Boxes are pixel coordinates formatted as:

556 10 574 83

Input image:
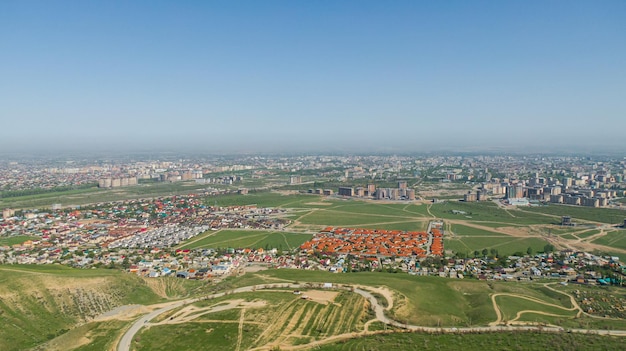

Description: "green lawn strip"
133 322 258 351
315 331 625 351
445 236 550 256
327 203 424 217
523 204 626 224
450 224 509 237
192 307 241 321
297 210 414 226
344 220 428 231
209 192 320 208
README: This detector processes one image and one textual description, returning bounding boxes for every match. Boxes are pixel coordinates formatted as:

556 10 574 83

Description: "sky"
1 1 625 153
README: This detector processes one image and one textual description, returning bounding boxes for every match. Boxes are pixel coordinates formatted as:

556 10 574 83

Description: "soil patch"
301 290 339 305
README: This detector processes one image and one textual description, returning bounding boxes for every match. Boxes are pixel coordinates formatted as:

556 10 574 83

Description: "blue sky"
1 1 625 152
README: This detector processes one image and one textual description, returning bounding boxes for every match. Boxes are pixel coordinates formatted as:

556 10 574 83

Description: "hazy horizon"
1 1 625 153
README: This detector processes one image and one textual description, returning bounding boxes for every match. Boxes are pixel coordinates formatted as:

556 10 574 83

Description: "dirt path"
489 292 579 326
426 204 436 219
119 282 626 351
235 308 245 351
354 285 395 310
511 310 574 323
290 209 319 226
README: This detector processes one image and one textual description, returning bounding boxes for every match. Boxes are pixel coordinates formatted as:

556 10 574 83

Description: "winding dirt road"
117 282 626 351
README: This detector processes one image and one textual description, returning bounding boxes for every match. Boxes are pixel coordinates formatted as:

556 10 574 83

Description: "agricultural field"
177 229 313 251
132 290 370 351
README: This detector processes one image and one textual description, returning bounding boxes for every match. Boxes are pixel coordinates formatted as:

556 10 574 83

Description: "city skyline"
1 1 625 153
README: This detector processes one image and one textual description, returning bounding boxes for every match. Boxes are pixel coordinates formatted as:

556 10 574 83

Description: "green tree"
526 247 533 256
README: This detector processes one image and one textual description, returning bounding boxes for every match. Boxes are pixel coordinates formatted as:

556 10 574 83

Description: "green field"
316 331 625 351
523 204 626 224
221 269 497 327
0 265 169 351
178 229 313 251
495 294 577 323
445 236 550 256
134 290 369 351
210 192 320 208
429 201 557 225
212 268 626 332
0 235 40 246
450 224 509 237
591 231 626 251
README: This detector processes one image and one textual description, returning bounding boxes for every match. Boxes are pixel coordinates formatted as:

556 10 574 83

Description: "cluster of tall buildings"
480 175 621 208
463 190 487 202
98 176 138 188
308 189 334 196
337 181 416 201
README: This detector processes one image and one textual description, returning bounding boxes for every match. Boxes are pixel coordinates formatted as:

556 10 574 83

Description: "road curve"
118 283 626 351
118 284 301 351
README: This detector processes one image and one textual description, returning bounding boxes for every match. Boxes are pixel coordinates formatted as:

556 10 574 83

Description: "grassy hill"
0 265 168 351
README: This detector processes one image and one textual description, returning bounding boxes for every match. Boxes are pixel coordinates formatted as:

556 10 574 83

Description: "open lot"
198 192 626 256
177 229 313 251
522 204 626 225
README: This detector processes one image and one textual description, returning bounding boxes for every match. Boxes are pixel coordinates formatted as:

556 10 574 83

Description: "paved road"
118 283 626 351
118 284 301 351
